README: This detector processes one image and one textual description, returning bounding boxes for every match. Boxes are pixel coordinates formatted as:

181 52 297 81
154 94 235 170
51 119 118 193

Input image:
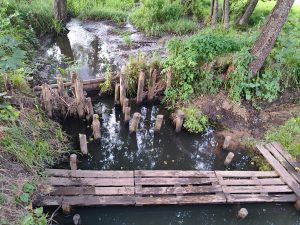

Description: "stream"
46 19 300 225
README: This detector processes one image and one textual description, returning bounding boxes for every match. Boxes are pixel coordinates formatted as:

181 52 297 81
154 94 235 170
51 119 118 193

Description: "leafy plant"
0 103 20 122
182 107 209 133
99 66 113 93
21 207 47 225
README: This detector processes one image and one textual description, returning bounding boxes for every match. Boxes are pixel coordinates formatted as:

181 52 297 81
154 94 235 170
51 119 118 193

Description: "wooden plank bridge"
34 142 300 207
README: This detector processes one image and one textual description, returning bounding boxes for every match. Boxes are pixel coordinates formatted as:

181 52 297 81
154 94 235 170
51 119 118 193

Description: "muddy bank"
191 89 300 150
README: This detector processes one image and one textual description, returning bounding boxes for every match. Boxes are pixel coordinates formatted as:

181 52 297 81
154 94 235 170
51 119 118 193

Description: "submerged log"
137 70 145 104
79 134 88 155
92 114 101 140
129 112 141 133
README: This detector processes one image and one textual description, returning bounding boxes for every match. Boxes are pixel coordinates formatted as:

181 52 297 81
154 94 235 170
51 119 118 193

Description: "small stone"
237 208 248 220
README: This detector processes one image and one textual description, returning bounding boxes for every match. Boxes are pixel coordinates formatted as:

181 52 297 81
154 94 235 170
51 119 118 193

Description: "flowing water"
47 19 300 225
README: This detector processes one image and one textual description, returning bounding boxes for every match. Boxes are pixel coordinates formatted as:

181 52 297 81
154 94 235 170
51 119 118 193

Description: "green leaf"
19 193 30 203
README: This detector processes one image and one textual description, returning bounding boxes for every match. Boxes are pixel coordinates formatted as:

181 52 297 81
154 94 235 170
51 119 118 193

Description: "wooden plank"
135 195 226 205
265 143 300 184
50 186 134 196
37 196 135 206
227 194 297 203
215 170 278 178
135 177 217 186
223 185 292 194
257 144 300 197
135 170 216 178
48 177 134 186
46 169 134 178
135 185 222 195
218 178 285 186
271 142 300 168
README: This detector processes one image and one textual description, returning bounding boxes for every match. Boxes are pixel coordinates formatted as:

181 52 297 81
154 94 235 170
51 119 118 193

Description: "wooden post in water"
85 97 94 121
224 152 235 166
123 98 129 115
154 115 164 132
136 70 145 104
70 154 77 170
75 79 85 118
71 72 77 85
57 74 64 97
92 114 101 140
166 68 172 89
147 68 158 102
129 112 141 133
295 198 300 211
120 66 126 106
175 111 185 133
41 84 53 118
114 84 120 105
223 136 232 149
62 204 71 215
124 107 131 124
79 134 88 155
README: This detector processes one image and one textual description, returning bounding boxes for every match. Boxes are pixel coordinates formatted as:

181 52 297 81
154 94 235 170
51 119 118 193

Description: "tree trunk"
222 0 230 29
53 0 67 24
211 0 219 28
249 0 295 75
210 0 214 18
236 0 258 26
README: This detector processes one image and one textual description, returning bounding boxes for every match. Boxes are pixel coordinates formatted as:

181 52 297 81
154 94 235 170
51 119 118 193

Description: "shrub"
182 107 209 133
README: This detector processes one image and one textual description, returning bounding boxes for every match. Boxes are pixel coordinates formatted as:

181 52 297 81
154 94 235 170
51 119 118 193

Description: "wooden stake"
147 68 158 101
175 111 185 133
223 136 232 149
124 107 131 124
57 74 64 97
120 66 126 106
70 154 77 170
154 115 164 132
136 70 145 104
71 71 77 85
85 97 94 121
92 114 101 140
75 79 85 118
123 98 129 115
129 112 141 133
62 204 71 215
114 84 120 105
294 198 300 211
166 68 172 89
224 152 235 166
41 84 53 118
79 134 88 155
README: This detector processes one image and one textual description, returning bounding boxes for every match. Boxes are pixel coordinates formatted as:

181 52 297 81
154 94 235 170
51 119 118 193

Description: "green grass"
265 116 300 159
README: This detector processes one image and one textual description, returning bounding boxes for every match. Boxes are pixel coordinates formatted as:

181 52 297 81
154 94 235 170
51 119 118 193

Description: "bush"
130 0 198 35
182 107 209 133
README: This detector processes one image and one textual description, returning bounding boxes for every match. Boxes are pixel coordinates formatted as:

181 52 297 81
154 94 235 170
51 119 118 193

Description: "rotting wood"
135 170 216 178
129 112 141 133
46 169 134 178
154 115 164 132
114 84 120 105
48 177 134 186
70 154 77 170
92 114 101 140
148 68 158 101
271 142 300 168
85 97 94 121
124 107 131 124
57 75 64 97
79 134 88 155
123 98 129 115
74 80 85 118
135 177 217 186
136 70 145 104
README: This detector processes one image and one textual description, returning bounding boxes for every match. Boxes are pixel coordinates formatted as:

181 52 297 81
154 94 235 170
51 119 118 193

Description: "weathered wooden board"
135 177 217 186
223 185 292 194
135 185 222 195
135 170 216 178
227 194 297 203
215 171 278 177
48 177 134 186
271 142 300 169
265 143 300 184
217 178 285 186
50 186 134 196
46 169 134 178
257 144 300 197
135 195 226 205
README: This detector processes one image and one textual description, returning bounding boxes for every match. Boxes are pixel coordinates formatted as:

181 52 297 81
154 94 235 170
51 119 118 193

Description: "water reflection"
62 96 256 171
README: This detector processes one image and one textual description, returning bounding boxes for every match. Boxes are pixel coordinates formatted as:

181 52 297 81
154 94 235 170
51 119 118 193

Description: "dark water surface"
61 95 255 171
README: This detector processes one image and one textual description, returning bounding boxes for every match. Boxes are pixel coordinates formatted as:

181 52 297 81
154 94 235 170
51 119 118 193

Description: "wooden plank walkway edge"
34 142 300 207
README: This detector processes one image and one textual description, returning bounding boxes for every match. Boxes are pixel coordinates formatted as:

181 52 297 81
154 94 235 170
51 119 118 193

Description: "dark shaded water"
60 95 255 171
50 204 300 225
